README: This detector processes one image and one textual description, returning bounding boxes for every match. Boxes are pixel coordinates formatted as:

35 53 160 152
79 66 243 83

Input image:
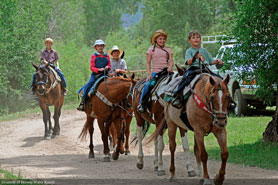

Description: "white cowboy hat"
108 45 124 58
151 29 168 45
94 39 105 47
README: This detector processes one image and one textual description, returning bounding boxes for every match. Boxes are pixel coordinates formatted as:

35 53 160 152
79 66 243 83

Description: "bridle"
35 68 50 95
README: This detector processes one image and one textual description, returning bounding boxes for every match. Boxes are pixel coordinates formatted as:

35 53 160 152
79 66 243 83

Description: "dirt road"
0 110 277 184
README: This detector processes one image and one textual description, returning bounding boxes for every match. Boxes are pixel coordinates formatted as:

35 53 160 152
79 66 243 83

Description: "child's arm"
105 56 111 71
90 55 99 73
168 51 173 72
54 52 61 71
211 59 223 65
146 53 152 81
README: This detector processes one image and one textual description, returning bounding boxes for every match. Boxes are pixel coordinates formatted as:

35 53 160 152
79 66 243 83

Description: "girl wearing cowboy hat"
108 45 127 73
77 39 111 111
137 29 174 113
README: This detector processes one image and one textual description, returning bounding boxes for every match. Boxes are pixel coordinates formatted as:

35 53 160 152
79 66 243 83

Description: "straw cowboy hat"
108 45 124 58
151 29 168 45
44 38 53 44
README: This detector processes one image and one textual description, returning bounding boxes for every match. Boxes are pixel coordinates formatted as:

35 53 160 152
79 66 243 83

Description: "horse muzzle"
213 112 227 128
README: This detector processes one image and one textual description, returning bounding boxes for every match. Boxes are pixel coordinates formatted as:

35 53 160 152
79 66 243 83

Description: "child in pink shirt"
137 29 173 113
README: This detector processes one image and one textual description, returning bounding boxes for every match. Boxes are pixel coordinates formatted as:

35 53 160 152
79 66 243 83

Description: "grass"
0 102 79 122
130 116 278 170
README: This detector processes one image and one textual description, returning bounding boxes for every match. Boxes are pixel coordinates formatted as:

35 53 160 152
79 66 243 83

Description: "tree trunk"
263 94 278 142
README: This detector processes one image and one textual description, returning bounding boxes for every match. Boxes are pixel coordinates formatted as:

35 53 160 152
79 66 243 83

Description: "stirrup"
172 97 183 109
137 104 146 113
77 103 85 111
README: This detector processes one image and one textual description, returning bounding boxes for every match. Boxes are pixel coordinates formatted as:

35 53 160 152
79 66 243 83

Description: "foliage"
83 0 140 46
0 0 49 115
228 0 278 104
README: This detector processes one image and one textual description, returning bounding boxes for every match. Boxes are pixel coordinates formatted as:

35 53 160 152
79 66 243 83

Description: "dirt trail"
0 110 277 184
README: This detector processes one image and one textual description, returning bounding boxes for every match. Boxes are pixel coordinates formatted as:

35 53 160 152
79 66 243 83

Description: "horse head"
207 74 231 128
32 61 51 95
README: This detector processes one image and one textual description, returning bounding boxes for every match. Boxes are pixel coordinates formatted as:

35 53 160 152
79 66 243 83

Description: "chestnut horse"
132 75 196 177
32 62 64 139
163 74 230 185
79 75 136 161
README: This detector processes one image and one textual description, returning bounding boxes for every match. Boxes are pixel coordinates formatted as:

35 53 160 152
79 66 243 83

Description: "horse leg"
98 120 111 162
136 124 144 169
112 118 122 160
88 117 95 158
194 136 203 178
124 115 132 155
213 129 229 185
153 136 159 172
179 128 197 177
194 133 212 185
52 104 61 138
47 108 53 136
168 121 177 180
39 103 51 140
156 132 166 176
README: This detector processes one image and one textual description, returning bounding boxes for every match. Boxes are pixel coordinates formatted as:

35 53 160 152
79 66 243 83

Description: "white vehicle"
213 44 276 116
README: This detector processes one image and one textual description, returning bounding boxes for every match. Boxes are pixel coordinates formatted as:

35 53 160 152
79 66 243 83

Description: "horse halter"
207 87 229 128
35 69 50 95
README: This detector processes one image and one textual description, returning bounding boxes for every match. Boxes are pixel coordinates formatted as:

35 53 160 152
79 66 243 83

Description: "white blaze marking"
218 90 223 111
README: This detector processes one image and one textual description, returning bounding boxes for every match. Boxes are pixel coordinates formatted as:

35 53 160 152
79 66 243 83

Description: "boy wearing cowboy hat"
31 38 67 95
137 29 174 113
77 39 111 111
108 45 127 73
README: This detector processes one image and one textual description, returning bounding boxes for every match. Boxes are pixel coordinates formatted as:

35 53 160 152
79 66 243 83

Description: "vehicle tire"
233 89 248 116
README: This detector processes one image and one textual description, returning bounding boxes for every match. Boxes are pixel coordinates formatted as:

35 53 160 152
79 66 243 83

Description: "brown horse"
163 74 230 185
79 75 136 161
132 75 196 177
32 62 64 139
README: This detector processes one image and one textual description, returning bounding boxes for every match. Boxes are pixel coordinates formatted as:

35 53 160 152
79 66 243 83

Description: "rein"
35 67 58 96
191 82 228 136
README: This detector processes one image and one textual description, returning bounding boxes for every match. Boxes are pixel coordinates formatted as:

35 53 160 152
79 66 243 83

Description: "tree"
229 0 278 141
83 0 140 45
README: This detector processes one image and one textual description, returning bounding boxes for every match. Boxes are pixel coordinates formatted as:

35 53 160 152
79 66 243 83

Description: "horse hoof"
124 151 130 155
51 134 58 139
154 166 158 172
112 153 119 160
136 163 143 169
188 170 197 177
103 156 110 162
44 135 51 140
88 152 95 158
169 176 176 182
200 178 212 185
157 170 165 176
214 175 224 185
119 150 124 155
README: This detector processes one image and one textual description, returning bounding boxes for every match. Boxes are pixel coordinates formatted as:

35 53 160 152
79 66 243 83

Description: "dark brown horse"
132 75 196 177
79 75 136 161
163 74 230 185
32 61 64 139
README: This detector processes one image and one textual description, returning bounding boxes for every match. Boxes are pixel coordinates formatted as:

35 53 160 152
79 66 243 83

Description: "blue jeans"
79 73 96 102
31 66 67 88
139 72 157 105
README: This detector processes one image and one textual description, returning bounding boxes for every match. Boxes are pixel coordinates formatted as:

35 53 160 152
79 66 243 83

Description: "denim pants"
139 72 157 105
80 73 96 102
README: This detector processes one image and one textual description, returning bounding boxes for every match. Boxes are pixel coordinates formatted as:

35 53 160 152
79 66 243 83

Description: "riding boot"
77 99 85 111
63 87 68 96
172 94 183 108
137 104 146 113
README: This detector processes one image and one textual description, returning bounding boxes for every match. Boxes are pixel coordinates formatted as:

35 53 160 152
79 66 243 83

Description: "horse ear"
32 62 38 71
209 76 216 86
223 74 230 85
131 73 135 80
175 64 184 76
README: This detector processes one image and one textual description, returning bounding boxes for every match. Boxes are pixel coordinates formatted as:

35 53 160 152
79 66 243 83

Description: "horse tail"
79 121 89 141
146 119 167 145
